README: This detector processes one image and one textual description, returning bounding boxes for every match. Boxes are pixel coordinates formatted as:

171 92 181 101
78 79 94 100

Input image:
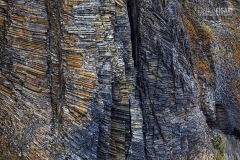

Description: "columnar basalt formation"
0 0 239 159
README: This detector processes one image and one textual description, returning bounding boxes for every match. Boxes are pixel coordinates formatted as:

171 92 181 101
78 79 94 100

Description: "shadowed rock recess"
0 0 239 159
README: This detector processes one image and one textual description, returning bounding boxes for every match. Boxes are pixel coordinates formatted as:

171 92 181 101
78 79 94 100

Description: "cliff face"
0 0 239 159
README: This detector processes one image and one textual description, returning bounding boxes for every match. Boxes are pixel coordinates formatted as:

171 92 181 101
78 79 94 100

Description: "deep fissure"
127 0 138 67
215 104 228 132
46 1 65 157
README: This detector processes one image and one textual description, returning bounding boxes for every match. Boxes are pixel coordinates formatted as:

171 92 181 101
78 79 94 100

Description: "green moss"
212 134 224 159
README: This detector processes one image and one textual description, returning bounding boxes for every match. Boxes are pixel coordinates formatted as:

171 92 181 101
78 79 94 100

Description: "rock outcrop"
0 0 239 159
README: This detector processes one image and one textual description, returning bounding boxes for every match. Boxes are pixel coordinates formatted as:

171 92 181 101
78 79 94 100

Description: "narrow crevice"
45 1 57 157
45 0 65 156
45 0 55 131
56 0 65 126
206 115 215 129
233 128 240 139
0 1 12 72
127 0 139 68
126 99 132 158
138 89 148 159
127 0 148 158
46 0 65 126
214 103 240 139
215 103 228 133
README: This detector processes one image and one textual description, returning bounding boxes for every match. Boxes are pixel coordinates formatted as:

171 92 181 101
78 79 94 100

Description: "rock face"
0 0 239 159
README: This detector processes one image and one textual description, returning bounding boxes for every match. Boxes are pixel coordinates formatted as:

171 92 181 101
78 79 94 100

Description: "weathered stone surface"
0 0 239 159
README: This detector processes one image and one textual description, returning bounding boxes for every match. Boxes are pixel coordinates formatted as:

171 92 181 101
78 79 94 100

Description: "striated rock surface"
0 0 239 159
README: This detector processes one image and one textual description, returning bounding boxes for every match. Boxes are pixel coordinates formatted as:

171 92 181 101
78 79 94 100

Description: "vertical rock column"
133 0 212 159
96 0 115 159
122 0 146 159
111 0 141 159
0 0 52 159
55 0 103 159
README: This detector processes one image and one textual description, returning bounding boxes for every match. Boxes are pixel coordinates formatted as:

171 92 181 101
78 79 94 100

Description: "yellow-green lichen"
212 134 224 160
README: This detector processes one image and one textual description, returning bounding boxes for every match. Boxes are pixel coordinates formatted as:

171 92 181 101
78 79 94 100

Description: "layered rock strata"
0 0 239 159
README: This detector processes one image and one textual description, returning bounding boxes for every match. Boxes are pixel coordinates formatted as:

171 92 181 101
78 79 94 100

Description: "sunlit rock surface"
0 0 239 159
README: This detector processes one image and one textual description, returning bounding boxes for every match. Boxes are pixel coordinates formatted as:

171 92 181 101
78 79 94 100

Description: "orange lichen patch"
181 15 197 47
232 41 240 66
195 57 214 84
182 1 216 47
220 13 240 66
221 16 240 37
181 1 216 86
182 1 192 18
199 23 215 49
220 15 240 67
194 74 202 94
